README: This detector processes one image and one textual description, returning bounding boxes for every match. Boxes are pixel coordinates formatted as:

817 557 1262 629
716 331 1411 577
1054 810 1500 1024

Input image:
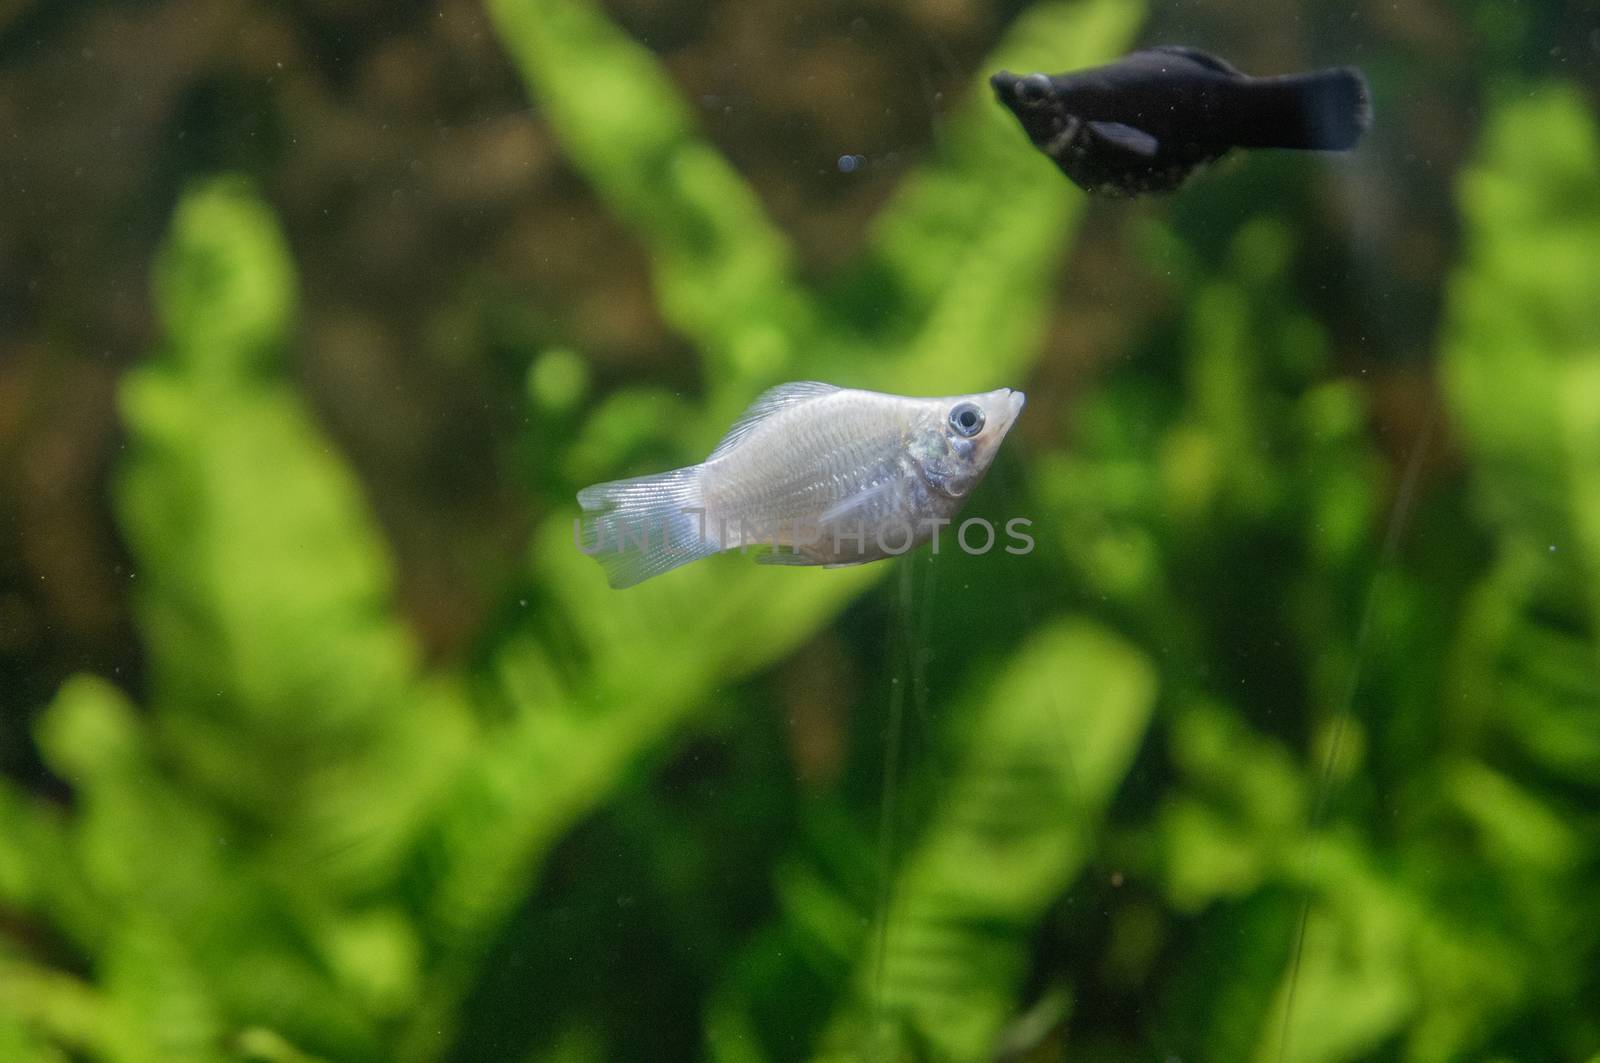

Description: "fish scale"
707 394 901 526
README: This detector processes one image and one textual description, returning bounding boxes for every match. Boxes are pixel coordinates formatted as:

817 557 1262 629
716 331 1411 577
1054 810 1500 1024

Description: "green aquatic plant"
3 0 1599 1056
807 623 1155 1062
0 1 1151 1060
1122 84 1600 1063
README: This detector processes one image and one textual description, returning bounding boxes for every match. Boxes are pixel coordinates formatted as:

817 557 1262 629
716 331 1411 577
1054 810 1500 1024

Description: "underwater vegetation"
1 0 1599 1061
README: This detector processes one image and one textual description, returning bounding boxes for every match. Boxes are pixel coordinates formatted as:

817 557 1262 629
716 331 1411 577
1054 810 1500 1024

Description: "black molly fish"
990 46 1371 195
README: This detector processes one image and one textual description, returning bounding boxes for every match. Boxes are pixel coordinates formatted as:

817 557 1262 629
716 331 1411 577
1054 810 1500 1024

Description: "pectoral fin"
1088 121 1160 157
818 479 898 528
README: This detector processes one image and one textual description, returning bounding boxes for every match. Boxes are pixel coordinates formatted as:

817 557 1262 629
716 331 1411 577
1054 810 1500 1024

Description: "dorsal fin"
1141 45 1245 77
708 381 841 460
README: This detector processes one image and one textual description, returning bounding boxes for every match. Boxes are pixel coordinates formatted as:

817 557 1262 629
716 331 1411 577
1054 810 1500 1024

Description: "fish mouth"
990 71 1019 105
985 387 1026 440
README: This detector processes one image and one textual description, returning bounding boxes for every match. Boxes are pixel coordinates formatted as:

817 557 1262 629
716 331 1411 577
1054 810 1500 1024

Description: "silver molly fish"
577 382 1026 588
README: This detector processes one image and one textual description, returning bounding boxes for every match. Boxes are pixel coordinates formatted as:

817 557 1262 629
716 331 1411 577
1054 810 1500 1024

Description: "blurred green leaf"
408 2 1144 1058
119 181 476 900
798 621 1155 1062
488 0 817 395
5 9 1599 1063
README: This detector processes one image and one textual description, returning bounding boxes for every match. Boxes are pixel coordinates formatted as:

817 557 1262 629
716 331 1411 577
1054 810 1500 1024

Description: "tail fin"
576 465 719 588
1241 67 1371 150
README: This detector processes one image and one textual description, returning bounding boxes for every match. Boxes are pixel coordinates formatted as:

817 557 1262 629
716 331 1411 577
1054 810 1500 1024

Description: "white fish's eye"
949 402 985 437
1017 73 1052 105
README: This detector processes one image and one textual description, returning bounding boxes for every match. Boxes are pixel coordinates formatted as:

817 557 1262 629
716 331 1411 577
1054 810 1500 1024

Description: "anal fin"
754 546 825 567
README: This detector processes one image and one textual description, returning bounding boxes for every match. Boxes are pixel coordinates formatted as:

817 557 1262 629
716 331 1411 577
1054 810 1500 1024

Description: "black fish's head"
990 71 1074 148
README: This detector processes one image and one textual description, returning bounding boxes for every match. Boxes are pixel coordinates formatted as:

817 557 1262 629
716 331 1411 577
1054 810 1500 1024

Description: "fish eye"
949 402 985 437
1017 73 1052 105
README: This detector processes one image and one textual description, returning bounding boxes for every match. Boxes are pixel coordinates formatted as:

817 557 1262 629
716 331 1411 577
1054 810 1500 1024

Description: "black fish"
990 46 1371 195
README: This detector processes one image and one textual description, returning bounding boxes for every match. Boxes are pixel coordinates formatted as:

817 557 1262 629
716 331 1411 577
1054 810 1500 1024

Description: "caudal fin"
576 465 719 588
1243 67 1371 151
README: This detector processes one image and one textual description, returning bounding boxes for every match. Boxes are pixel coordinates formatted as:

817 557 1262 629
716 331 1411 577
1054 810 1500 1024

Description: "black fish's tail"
1232 67 1372 150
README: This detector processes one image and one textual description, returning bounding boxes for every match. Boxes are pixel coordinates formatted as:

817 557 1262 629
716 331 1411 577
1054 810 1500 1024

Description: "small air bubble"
837 153 866 173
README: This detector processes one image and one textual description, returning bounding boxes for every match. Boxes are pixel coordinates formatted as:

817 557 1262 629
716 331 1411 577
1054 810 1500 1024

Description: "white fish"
577 382 1026 588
